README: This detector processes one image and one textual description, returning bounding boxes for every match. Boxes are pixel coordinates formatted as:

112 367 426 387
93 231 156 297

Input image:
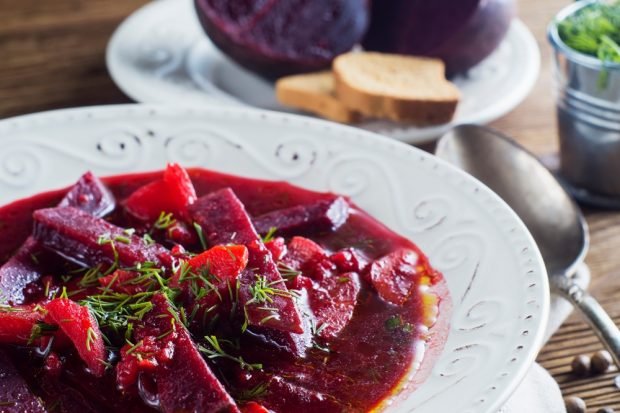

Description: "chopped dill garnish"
29 253 39 265
276 262 301 280
247 275 299 305
28 321 58 345
78 266 104 288
312 342 330 353
154 212 176 230
199 335 262 371
79 291 156 339
240 275 299 332
557 1 620 88
86 327 97 351
310 319 329 336
193 222 208 250
125 322 134 341
258 314 279 325
142 233 155 246
43 278 53 299
0 304 25 313
261 227 278 243
59 287 69 300
235 382 269 401
77 262 182 344
385 315 413 333
114 235 131 245
97 233 112 245
125 339 142 355
176 261 221 303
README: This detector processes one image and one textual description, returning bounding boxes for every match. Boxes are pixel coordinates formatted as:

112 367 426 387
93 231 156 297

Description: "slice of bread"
333 52 460 125
276 71 361 123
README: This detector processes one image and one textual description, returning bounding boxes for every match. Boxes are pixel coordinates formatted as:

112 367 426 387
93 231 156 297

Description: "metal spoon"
436 124 620 367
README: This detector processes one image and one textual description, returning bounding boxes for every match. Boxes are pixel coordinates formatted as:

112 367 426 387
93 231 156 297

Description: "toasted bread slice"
276 71 361 123
333 52 460 125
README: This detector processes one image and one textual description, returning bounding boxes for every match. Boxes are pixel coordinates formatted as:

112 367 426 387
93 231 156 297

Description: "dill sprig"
385 315 413 334
142 233 156 246
235 382 269 401
176 261 222 303
193 222 208 250
199 335 262 371
247 275 299 305
558 1 620 87
261 227 278 243
0 304 26 313
276 262 301 280
78 266 104 288
79 264 163 332
96 234 121 275
154 212 177 230
240 274 299 332
85 327 97 351
310 319 329 336
79 290 155 336
558 2 620 54
28 321 58 345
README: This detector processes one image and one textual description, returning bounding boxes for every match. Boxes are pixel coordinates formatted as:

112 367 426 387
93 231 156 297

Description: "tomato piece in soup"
45 298 107 377
124 163 197 222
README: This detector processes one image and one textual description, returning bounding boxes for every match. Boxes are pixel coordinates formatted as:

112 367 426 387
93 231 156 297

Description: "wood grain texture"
1 0 619 410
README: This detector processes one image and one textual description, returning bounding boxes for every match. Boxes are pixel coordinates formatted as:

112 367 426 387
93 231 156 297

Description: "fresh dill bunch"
558 1 620 59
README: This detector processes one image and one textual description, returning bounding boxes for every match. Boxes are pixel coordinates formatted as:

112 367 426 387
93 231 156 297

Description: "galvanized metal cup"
548 0 620 204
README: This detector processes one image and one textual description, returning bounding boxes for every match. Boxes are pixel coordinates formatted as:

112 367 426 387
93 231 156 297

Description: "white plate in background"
106 0 541 145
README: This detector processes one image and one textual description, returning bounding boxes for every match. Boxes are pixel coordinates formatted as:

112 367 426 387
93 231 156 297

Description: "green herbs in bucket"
558 1 620 88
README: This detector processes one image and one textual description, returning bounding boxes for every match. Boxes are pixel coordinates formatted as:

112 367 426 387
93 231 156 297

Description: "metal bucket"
548 0 620 203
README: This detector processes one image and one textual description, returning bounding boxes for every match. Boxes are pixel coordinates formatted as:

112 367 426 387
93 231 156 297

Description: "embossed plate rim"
0 104 549 413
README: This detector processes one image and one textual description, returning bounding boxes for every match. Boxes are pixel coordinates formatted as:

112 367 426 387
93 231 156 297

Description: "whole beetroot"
362 0 515 76
194 0 369 79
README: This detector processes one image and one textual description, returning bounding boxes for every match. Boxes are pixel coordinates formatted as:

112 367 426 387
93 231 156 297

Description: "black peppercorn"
571 355 591 376
591 350 613 374
565 396 586 413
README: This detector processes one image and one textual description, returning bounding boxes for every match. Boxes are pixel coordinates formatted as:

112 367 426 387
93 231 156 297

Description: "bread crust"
333 53 460 125
276 73 360 123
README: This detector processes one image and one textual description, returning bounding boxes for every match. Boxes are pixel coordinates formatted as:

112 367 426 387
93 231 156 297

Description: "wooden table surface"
2 0 620 410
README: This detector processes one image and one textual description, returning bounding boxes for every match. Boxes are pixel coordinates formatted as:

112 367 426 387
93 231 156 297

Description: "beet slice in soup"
135 293 240 413
252 197 350 237
32 207 173 271
58 171 116 218
0 350 47 413
190 188 303 334
0 172 115 304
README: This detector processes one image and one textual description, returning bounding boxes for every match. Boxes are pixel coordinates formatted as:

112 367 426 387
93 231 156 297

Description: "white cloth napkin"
499 264 591 413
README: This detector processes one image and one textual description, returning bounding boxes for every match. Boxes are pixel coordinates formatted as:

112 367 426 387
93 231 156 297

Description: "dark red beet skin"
253 197 350 237
194 0 369 79
362 0 515 75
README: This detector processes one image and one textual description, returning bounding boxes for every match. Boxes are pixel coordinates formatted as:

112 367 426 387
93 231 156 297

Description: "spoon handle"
551 275 620 367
